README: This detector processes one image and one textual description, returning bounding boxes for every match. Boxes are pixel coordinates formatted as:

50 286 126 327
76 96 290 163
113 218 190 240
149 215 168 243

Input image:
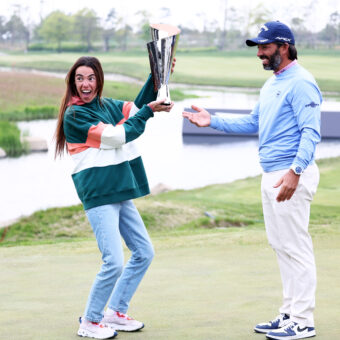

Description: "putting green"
0 229 339 339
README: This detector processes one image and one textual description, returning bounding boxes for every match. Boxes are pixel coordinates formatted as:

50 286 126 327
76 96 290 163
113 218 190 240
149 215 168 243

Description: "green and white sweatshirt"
63 76 156 210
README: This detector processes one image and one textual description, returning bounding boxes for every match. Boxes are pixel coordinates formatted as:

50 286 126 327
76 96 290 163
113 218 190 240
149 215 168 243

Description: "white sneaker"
77 317 117 339
266 321 316 340
102 311 144 332
254 313 291 334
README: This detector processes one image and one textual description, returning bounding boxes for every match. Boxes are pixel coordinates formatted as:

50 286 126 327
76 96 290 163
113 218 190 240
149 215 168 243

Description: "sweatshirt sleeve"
134 74 157 108
111 104 154 145
117 75 158 120
64 104 154 152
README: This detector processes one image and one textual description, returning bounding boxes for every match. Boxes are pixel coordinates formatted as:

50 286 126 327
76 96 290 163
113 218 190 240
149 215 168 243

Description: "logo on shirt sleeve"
305 101 319 108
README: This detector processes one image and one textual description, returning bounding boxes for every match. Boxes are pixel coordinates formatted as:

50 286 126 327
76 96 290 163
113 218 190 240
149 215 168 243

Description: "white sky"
1 0 339 33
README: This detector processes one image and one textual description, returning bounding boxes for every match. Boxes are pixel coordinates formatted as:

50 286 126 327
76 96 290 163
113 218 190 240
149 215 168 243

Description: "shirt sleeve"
97 105 154 148
210 102 260 134
290 79 322 170
105 75 157 121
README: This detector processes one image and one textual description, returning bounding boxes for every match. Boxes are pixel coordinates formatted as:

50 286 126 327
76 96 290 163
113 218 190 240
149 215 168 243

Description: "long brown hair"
54 56 104 158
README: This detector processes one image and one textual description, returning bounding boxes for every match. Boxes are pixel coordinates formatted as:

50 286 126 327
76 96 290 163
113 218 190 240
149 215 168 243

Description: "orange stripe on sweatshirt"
67 122 108 155
117 101 133 125
67 142 89 155
87 122 107 147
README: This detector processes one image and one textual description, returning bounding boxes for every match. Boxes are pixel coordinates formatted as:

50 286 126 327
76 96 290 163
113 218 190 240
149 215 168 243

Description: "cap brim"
246 37 275 46
246 39 258 46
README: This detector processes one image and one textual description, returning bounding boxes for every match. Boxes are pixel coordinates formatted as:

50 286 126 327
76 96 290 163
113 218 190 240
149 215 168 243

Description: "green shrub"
27 42 56 52
0 106 58 121
0 121 27 156
23 106 58 119
28 42 102 53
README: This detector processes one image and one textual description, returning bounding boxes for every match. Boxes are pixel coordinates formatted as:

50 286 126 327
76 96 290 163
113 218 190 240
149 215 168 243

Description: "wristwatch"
290 165 303 175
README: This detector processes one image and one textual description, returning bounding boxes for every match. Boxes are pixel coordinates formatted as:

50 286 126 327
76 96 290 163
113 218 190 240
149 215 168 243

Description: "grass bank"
1 157 339 246
0 50 339 94
0 71 192 121
0 157 340 339
0 121 28 156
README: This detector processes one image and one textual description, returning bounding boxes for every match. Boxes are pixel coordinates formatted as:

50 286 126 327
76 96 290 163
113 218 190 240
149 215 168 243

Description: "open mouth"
79 89 94 102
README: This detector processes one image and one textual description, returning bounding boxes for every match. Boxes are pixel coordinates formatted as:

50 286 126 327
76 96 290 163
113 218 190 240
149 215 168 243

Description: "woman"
55 56 174 339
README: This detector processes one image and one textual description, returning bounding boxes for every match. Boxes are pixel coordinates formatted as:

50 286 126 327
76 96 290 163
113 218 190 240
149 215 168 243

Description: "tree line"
0 6 340 52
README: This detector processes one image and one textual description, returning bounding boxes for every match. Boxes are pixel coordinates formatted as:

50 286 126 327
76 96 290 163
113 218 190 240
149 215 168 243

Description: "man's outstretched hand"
182 105 211 127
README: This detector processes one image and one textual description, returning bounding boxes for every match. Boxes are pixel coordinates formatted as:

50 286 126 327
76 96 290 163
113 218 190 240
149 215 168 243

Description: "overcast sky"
1 0 339 33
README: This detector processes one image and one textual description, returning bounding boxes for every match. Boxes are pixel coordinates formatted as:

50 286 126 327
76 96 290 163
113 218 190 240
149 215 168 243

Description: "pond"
1 88 339 227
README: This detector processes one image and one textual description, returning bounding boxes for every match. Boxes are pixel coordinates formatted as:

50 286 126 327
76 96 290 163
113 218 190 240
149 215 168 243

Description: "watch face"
295 166 302 174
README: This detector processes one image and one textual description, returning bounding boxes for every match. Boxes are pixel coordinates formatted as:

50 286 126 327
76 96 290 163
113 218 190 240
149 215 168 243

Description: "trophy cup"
147 24 180 105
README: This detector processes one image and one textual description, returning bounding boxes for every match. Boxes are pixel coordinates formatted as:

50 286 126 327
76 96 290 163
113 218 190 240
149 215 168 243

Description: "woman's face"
74 66 98 103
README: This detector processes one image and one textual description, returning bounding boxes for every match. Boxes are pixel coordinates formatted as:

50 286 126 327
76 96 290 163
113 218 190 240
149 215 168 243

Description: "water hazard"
1 88 340 227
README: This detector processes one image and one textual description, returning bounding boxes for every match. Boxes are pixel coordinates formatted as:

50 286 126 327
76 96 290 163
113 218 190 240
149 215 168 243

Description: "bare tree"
135 10 151 43
4 14 29 48
103 9 118 52
318 11 340 48
330 11 340 44
115 20 132 51
245 3 272 37
219 0 228 50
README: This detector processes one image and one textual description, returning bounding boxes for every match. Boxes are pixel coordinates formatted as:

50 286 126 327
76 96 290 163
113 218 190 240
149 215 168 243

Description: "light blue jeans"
84 200 154 322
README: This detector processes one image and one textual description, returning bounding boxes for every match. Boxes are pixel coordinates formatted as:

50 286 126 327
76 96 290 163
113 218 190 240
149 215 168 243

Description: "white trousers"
261 164 319 327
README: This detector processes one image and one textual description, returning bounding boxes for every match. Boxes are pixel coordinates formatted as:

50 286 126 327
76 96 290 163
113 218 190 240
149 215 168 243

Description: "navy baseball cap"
246 21 295 46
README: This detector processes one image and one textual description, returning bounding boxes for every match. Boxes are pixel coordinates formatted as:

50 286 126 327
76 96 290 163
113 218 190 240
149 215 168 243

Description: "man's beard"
260 48 282 71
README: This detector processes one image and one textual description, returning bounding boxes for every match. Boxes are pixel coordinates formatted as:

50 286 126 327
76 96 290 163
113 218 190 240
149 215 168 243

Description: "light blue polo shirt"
210 62 322 172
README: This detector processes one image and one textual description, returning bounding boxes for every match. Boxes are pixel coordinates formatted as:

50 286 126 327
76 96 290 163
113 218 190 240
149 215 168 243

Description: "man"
183 21 321 340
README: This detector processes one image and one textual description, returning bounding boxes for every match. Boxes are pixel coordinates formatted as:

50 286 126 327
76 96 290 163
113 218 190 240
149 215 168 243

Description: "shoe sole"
254 328 271 334
105 323 144 332
77 329 117 339
266 330 316 340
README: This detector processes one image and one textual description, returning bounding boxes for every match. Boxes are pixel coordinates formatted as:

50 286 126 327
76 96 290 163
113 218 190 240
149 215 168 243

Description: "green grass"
1 157 339 246
0 223 339 339
0 50 339 93
0 157 339 339
0 121 28 156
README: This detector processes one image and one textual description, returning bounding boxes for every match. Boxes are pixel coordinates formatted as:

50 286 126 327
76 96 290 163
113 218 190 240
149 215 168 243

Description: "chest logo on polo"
305 101 319 108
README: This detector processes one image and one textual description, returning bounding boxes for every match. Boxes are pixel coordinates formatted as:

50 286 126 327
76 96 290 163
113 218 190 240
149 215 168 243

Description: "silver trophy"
147 24 180 105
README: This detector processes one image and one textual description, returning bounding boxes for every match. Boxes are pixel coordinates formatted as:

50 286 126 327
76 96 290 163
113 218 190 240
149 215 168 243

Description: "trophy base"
157 85 171 106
